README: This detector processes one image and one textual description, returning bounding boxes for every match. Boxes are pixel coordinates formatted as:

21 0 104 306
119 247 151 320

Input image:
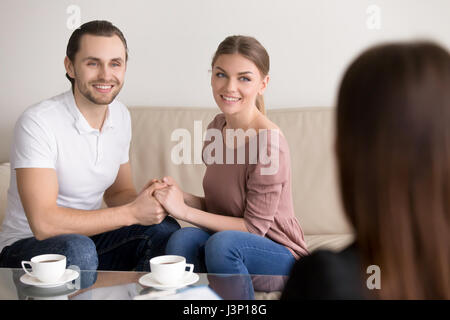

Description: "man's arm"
103 162 137 207
16 168 167 241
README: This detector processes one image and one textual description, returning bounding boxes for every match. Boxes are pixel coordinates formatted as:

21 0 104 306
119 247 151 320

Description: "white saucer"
20 269 80 288
139 271 199 290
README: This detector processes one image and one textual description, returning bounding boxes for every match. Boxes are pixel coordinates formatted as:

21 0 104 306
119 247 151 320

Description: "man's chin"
86 91 119 106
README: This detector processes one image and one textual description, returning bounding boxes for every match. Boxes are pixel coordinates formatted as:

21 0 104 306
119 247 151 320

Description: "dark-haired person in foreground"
282 41 450 299
0 20 179 272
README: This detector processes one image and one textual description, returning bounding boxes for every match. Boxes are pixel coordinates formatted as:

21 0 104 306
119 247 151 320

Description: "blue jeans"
165 227 296 276
0 216 180 272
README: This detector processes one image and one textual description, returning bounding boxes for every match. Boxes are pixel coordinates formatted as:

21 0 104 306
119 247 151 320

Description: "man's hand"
129 182 168 225
153 179 187 221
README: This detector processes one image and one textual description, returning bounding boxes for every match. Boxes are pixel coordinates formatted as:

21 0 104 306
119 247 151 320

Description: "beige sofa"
0 106 354 297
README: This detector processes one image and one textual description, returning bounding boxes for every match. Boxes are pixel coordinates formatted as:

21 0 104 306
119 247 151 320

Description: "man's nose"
98 64 112 81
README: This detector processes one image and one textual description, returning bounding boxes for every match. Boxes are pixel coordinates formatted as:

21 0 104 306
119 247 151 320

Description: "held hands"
153 176 187 221
129 181 168 225
133 176 187 223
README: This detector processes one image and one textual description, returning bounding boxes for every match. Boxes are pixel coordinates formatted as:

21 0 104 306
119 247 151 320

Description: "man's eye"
87 62 97 66
111 63 120 67
216 72 226 78
239 77 250 82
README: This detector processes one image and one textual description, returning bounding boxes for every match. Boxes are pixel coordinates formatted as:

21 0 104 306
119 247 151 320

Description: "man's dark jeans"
0 216 180 272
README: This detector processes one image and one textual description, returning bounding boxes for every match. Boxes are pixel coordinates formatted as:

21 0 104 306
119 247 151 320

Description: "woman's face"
211 53 268 115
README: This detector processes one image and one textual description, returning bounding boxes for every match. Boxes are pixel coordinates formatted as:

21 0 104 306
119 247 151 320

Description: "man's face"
65 34 127 106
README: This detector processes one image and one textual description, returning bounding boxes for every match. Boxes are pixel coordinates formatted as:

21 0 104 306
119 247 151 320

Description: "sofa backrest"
0 107 353 236
129 107 353 235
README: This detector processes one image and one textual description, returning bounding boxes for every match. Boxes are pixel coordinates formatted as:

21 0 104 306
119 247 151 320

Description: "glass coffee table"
0 267 287 300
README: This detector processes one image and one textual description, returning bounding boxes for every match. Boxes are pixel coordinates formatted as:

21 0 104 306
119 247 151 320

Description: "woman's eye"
216 72 226 78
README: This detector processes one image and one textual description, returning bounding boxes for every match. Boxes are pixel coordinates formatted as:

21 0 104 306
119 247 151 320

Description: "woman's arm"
144 177 206 210
181 192 205 211
162 176 207 211
183 205 247 232
153 180 248 233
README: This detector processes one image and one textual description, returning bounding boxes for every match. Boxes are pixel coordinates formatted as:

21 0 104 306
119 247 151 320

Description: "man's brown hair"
65 20 128 86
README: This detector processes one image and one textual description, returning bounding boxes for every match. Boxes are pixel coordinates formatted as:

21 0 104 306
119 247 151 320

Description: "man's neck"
73 87 108 130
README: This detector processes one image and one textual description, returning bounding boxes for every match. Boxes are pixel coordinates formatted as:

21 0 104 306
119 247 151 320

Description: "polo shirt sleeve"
11 112 56 169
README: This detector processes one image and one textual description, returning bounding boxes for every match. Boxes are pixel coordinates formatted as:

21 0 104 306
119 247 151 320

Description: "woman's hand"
139 178 165 195
153 178 187 220
161 176 179 188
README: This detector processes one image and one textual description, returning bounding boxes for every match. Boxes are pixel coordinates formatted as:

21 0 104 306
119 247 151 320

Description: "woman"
282 41 450 299
151 35 308 275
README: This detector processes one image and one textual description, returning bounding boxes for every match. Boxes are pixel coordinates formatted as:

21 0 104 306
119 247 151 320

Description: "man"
0 20 180 272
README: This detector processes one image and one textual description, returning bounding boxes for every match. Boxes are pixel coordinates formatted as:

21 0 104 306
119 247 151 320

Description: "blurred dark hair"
336 41 450 299
65 20 128 85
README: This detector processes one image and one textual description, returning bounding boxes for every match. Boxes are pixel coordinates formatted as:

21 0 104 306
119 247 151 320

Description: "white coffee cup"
21 254 67 283
150 255 194 285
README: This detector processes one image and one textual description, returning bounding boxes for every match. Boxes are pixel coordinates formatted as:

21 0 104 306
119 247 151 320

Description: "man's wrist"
120 202 137 226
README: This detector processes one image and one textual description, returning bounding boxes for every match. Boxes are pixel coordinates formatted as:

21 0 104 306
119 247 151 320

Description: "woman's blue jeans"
165 227 296 276
0 216 180 272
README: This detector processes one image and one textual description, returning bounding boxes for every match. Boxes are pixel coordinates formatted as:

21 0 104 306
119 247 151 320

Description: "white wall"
1 0 449 162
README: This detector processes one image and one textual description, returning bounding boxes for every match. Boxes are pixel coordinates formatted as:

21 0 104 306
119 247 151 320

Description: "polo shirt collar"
64 90 115 135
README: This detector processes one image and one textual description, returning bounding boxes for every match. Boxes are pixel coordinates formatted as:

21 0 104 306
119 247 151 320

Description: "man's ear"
64 56 75 79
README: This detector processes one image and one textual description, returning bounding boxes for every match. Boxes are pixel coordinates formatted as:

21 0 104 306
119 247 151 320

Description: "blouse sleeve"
244 129 288 236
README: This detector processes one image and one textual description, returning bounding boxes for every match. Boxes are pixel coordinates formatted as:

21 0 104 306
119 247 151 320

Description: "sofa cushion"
0 163 10 228
304 234 354 252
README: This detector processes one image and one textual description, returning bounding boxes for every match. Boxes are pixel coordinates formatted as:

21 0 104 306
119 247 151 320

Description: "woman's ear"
259 75 270 95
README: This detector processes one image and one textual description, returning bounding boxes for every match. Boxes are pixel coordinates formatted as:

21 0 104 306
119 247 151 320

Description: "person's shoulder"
110 99 129 115
207 113 226 130
281 243 364 300
254 114 287 146
254 113 281 132
109 99 131 123
18 92 68 125
296 248 346 272
110 98 127 110
301 243 360 274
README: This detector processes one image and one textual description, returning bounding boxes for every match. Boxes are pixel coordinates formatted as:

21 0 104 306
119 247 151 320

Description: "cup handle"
186 263 194 275
21 261 35 277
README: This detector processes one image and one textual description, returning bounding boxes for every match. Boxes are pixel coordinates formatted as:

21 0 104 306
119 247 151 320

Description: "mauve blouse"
202 114 308 259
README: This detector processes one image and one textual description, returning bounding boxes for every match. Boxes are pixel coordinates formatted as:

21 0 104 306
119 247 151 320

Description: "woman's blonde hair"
211 35 270 114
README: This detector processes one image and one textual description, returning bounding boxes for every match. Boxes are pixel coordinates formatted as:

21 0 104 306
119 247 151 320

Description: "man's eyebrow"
82 56 101 62
82 56 124 62
215 66 253 75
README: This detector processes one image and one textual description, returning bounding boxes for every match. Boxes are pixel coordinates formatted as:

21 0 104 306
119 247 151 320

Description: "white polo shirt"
0 90 132 252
